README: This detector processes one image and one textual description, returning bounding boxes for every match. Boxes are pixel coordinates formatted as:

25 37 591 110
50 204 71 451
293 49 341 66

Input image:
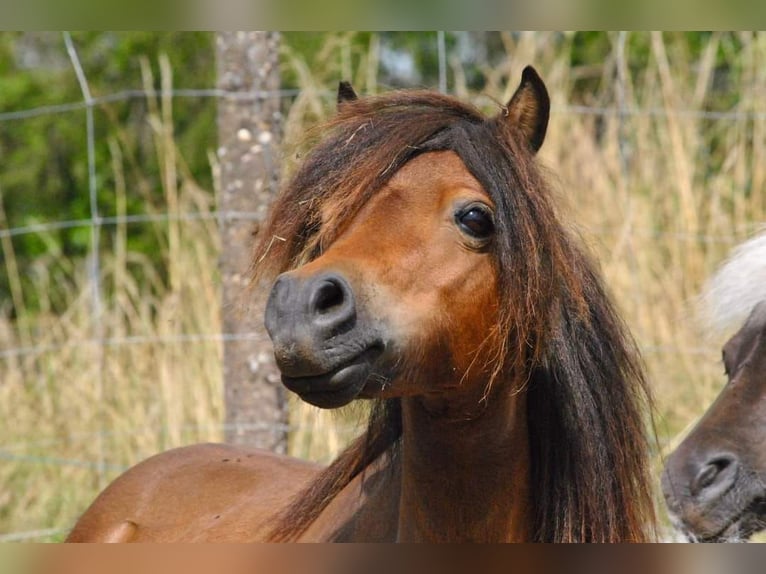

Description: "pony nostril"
695 463 721 492
312 279 345 315
691 455 738 498
307 275 356 336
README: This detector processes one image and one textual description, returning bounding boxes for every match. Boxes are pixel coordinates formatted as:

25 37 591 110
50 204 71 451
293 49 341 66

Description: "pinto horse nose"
264 272 357 346
690 453 739 500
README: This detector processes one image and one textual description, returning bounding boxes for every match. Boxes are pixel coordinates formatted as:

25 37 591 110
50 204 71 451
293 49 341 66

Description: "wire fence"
1 31 764 541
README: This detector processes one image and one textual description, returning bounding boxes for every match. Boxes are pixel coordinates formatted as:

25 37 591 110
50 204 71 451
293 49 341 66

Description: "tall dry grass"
537 32 766 442
2 32 766 539
0 62 225 538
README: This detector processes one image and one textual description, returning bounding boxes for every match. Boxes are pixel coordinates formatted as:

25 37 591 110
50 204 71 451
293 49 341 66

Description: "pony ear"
337 81 358 108
502 66 550 154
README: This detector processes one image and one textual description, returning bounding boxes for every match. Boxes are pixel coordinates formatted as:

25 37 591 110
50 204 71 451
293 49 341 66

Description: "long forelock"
252 91 487 281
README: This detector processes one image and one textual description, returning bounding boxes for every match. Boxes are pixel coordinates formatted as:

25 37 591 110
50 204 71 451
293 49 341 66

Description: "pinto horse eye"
456 205 495 240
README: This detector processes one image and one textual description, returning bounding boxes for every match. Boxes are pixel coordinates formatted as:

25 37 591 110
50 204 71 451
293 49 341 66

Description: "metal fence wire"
0 31 764 541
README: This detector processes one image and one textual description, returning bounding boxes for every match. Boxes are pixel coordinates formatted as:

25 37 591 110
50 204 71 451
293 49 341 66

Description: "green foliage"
0 32 215 315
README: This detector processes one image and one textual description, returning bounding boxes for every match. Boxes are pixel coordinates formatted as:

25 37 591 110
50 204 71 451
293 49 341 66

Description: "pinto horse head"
662 301 766 542
263 67 549 411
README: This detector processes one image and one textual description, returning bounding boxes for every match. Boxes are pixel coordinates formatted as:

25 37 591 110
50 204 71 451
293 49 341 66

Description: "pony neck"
396 384 531 542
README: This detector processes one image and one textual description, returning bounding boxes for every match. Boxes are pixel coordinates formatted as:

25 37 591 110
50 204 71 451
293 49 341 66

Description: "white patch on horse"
701 230 766 332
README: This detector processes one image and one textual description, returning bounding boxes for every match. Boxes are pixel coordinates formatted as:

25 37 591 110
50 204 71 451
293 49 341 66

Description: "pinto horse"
663 233 766 542
67 67 656 543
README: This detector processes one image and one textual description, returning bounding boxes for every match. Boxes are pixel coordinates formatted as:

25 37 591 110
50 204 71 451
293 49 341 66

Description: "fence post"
216 32 287 452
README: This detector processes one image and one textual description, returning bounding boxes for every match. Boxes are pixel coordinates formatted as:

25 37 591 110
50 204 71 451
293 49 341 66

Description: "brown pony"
67 67 656 543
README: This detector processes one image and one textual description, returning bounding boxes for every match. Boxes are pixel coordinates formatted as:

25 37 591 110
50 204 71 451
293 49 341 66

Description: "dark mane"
254 90 656 542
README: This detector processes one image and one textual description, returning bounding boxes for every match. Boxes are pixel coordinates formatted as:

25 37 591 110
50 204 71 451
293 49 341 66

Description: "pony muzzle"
264 270 384 408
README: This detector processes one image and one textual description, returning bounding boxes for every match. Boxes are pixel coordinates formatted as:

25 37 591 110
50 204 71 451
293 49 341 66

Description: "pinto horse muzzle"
661 301 766 542
264 270 384 408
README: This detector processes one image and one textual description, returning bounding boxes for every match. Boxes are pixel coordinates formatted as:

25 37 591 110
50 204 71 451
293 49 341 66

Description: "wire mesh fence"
1 31 765 541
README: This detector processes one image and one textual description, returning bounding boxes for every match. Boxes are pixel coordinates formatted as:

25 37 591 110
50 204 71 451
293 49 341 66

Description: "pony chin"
280 344 386 409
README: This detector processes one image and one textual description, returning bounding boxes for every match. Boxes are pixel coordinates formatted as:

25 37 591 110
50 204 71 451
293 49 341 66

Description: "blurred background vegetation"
1 31 765 541
0 31 747 313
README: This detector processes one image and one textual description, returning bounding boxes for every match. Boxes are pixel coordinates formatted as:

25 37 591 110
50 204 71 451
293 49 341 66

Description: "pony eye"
456 205 494 240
